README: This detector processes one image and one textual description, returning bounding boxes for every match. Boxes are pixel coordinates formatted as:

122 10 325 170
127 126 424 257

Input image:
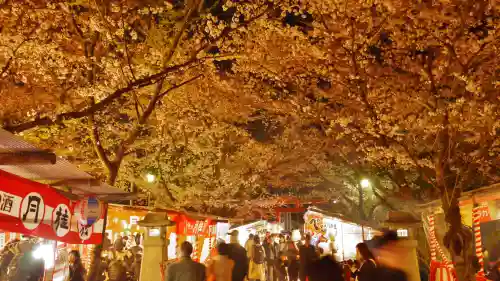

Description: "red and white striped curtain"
427 215 456 281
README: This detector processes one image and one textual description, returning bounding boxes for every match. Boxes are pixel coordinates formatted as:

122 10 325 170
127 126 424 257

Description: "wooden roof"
0 129 132 200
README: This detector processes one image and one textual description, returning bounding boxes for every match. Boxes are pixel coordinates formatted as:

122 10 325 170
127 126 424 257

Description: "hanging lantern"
75 196 103 226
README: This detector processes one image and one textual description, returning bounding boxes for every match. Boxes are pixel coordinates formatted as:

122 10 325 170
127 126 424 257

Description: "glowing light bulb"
360 179 370 188
146 173 155 183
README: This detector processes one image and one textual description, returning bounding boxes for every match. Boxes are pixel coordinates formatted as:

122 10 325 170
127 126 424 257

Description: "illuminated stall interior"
0 129 132 281
304 207 377 261
227 220 284 246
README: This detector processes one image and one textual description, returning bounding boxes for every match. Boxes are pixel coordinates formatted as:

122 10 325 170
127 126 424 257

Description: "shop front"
304 208 376 261
227 220 283 246
0 169 107 281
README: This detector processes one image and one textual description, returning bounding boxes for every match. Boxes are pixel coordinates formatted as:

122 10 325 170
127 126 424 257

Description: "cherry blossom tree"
1 2 498 277
225 0 498 279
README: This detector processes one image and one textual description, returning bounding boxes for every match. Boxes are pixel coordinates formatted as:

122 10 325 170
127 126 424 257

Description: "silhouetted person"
166 241 206 281
309 255 343 281
228 230 249 281
370 231 408 281
355 243 376 281
67 250 86 281
299 233 317 281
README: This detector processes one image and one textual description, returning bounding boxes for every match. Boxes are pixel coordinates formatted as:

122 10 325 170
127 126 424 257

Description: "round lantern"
75 196 103 226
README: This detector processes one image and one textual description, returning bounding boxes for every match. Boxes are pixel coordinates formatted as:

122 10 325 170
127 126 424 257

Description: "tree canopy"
1 0 499 235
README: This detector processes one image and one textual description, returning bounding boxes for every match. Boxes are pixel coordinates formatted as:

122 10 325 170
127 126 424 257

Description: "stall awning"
0 129 134 201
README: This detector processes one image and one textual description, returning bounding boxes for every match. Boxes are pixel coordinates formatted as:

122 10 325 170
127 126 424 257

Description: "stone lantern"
137 212 175 281
383 211 422 281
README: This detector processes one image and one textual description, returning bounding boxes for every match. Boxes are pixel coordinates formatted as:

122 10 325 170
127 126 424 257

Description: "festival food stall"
105 204 228 263
419 183 500 281
304 207 376 261
174 213 230 263
0 129 132 281
0 169 107 281
227 220 283 246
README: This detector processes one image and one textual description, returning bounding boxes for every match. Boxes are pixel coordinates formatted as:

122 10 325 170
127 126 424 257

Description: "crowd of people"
166 229 409 281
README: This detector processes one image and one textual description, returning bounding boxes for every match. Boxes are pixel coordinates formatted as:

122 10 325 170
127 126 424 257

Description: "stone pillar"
379 239 421 281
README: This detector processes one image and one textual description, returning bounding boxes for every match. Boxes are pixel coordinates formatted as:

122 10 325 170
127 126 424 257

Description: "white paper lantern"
75 197 102 226
291 229 302 242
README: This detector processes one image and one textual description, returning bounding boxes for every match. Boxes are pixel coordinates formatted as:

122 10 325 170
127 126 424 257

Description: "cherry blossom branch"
3 59 196 133
0 26 37 78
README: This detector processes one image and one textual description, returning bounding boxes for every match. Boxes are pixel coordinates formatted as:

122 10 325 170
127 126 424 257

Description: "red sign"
476 205 491 223
185 219 208 236
176 215 216 236
0 170 104 244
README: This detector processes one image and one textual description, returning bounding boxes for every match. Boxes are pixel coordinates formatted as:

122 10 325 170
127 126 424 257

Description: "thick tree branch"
107 74 203 184
3 59 196 133
88 113 112 173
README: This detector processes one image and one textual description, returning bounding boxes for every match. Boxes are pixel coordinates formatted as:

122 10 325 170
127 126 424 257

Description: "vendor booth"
227 220 282 246
0 129 132 281
303 207 376 261
419 183 500 281
0 169 107 281
102 204 230 281
105 205 229 263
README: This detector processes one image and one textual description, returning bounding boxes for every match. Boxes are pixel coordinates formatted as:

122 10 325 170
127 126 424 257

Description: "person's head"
69 250 81 264
304 233 312 245
254 235 261 244
265 235 272 243
249 233 254 240
371 230 403 267
356 243 375 262
114 237 125 251
217 242 230 256
347 259 354 266
229 230 239 244
179 241 193 258
135 233 141 246
316 247 324 256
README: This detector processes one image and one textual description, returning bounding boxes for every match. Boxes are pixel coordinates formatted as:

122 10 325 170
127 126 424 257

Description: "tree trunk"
440 186 475 281
107 163 119 186
358 184 365 220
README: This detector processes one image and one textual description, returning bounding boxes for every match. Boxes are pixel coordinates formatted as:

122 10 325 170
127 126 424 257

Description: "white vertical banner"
0 233 5 249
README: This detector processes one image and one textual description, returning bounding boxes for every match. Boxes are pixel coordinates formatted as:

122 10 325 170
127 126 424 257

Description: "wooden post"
0 151 56 165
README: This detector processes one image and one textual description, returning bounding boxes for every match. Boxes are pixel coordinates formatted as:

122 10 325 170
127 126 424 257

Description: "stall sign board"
0 170 104 244
177 215 215 236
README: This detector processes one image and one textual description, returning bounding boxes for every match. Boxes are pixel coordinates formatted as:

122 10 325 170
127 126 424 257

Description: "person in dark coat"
309 255 344 281
299 233 317 281
355 243 376 281
284 239 299 281
67 250 86 281
166 241 206 281
370 231 408 281
228 230 249 281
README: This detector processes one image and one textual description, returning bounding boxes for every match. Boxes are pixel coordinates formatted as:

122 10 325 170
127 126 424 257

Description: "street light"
146 173 156 183
360 179 370 188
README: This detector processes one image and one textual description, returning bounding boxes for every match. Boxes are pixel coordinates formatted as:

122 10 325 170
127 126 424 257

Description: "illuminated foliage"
1 0 498 233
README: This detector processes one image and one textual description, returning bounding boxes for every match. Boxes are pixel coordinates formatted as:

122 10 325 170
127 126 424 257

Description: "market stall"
227 220 283 246
0 129 133 281
304 207 376 261
0 169 106 281
175 213 230 263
